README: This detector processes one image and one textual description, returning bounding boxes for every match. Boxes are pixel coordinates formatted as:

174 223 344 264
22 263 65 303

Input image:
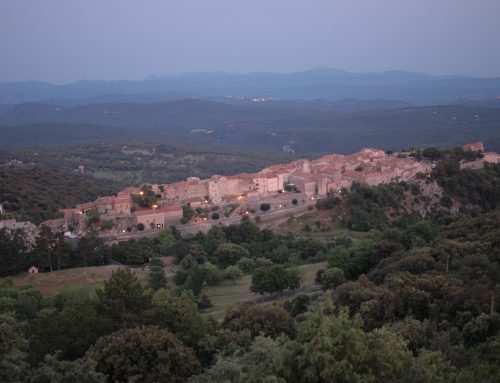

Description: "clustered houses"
143 149 429 215
21 142 494 235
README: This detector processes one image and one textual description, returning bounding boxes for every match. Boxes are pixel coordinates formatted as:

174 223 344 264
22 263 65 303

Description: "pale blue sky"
1 0 499 83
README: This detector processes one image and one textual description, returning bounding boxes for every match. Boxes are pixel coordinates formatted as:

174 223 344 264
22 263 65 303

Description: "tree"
406 350 457 383
201 262 223 286
155 227 176 255
211 212 219 220
0 312 27 382
235 257 256 273
190 336 287 383
133 185 157 208
250 265 301 295
223 266 243 281
203 226 226 255
28 304 112 364
88 326 200 382
137 223 145 231
85 210 100 227
110 238 155 265
328 239 376 279
181 205 195 224
0 228 28 276
422 147 441 160
173 256 205 295
145 297 209 349
320 268 346 291
300 239 326 260
316 194 341 210
283 294 312 317
281 308 413 383
223 303 295 339
286 267 303 290
95 268 149 326
75 230 109 267
15 286 43 320
100 220 113 232
29 353 106 383
213 243 250 268
148 258 167 291
32 226 57 272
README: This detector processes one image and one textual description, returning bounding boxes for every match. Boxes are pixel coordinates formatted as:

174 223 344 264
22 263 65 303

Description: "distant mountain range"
1 68 500 105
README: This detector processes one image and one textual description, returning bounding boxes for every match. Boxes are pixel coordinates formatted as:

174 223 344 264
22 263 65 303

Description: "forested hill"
0 168 118 223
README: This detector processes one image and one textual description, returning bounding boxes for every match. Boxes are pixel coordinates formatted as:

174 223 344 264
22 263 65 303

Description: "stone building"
463 141 484 152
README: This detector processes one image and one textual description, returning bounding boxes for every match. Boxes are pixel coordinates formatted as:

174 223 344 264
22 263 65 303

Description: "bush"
201 262 223 286
292 199 298 205
260 203 271 212
320 268 346 291
235 257 256 273
283 294 312 317
214 243 250 268
422 147 441 159
223 265 244 281
198 295 212 309
181 205 195 224
250 265 302 295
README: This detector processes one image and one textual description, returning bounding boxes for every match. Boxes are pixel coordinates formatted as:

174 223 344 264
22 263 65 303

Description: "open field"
202 261 327 319
3 261 327 311
270 209 365 241
4 265 151 297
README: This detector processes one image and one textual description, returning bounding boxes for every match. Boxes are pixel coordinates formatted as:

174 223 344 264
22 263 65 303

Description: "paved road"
111 201 315 242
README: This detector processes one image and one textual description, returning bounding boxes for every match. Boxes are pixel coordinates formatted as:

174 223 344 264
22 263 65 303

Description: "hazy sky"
1 0 499 83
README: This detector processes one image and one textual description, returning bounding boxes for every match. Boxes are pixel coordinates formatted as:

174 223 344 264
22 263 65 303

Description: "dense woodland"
1 211 499 381
1 101 500 153
0 168 117 223
1 149 499 382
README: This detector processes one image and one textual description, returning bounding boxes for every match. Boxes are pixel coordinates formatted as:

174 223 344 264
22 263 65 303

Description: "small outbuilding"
28 266 39 274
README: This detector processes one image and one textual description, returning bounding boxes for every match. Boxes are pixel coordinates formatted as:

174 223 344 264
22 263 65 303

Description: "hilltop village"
58 144 497 235
2 143 499 239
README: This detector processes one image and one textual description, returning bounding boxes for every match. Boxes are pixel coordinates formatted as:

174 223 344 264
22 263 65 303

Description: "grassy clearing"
203 261 326 319
272 209 365 241
3 261 326 319
3 265 150 297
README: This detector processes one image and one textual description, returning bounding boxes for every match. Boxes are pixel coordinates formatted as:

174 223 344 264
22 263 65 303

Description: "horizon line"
1 67 498 86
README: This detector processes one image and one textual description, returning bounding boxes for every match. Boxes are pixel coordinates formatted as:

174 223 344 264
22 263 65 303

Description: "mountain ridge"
2 68 499 105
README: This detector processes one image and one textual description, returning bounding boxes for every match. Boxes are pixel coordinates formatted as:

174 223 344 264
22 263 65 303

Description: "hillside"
0 142 296 222
0 167 118 223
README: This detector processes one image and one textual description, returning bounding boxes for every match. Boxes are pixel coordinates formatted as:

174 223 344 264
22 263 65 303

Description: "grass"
4 260 326 319
5 265 150 297
202 261 326 319
272 208 365 241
